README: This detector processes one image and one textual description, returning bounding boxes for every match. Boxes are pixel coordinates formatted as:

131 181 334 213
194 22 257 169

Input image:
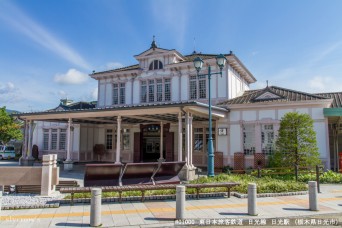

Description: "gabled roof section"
315 92 342 108
218 86 330 105
175 52 256 84
91 64 140 76
49 101 96 111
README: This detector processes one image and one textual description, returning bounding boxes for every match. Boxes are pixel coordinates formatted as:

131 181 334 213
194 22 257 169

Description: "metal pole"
207 65 215 177
315 165 321 193
90 188 102 227
176 185 186 219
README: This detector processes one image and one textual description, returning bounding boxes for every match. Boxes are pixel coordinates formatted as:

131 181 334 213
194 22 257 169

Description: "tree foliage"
0 107 23 144
270 112 321 167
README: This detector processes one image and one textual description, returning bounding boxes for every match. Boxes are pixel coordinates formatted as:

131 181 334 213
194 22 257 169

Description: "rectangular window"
113 83 119 105
51 129 58 150
148 80 155 102
194 128 203 151
119 83 125 104
59 129 66 150
141 81 147 103
113 83 125 105
106 129 113 150
164 79 171 101
189 76 197 100
262 124 274 155
156 79 163 102
199 75 206 99
43 129 49 150
122 129 130 150
243 125 255 155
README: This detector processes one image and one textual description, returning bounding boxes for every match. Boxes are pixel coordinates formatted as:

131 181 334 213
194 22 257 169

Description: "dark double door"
134 124 174 162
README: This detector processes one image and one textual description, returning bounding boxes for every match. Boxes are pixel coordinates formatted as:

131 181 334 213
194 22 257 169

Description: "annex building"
16 40 342 178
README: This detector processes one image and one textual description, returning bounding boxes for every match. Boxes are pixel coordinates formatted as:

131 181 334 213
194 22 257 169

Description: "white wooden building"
17 40 342 175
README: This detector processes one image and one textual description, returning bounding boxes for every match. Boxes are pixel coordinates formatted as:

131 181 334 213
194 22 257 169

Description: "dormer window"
149 60 163 70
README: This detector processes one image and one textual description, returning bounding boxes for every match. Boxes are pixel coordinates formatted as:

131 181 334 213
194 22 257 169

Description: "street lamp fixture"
193 54 227 177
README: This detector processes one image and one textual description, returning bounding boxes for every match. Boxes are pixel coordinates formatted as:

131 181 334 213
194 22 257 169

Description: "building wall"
96 59 250 108
227 106 330 169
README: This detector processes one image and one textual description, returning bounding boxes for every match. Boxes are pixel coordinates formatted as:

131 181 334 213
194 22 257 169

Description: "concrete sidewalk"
0 184 341 227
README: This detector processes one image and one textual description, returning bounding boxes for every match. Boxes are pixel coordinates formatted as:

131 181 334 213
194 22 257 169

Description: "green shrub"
65 173 308 200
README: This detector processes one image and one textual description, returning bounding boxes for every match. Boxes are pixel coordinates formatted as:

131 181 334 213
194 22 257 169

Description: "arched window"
149 60 163 70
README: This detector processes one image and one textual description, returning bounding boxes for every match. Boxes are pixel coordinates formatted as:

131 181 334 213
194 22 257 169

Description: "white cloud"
0 2 91 70
308 76 342 92
54 69 88 85
0 82 21 103
92 87 98 100
105 62 124 70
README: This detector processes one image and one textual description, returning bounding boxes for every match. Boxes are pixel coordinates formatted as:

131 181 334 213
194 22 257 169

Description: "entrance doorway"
142 137 164 161
133 123 174 162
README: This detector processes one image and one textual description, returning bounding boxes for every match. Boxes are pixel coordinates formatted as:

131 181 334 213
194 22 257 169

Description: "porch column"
66 118 72 161
27 120 33 160
19 120 28 165
189 115 194 168
115 116 122 164
255 122 262 153
178 113 183 162
159 121 164 161
64 118 74 170
185 113 190 167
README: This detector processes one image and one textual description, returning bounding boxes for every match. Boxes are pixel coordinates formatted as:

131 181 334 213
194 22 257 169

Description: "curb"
232 191 308 198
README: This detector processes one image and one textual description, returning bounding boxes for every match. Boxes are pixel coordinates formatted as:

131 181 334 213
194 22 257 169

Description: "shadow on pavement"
282 208 310 211
219 212 248 216
144 217 175 221
55 222 84 227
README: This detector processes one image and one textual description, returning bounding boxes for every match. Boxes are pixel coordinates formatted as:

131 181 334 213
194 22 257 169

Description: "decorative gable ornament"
254 91 281 100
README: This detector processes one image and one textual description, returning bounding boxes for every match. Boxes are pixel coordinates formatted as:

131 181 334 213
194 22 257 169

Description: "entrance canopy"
15 101 228 124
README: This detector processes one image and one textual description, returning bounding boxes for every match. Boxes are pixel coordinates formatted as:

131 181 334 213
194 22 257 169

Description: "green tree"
0 107 23 144
270 112 321 167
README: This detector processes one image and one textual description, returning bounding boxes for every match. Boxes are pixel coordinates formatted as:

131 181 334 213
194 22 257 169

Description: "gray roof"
315 92 342 108
218 86 330 105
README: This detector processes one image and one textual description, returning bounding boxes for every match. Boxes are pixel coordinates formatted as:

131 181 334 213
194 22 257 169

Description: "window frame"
42 128 68 151
140 78 172 103
112 82 126 105
189 75 207 100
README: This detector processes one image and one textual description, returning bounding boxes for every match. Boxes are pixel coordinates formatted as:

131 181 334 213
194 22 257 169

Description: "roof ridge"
269 85 328 99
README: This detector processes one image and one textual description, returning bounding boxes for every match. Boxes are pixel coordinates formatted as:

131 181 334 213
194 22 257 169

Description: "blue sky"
1 0 342 112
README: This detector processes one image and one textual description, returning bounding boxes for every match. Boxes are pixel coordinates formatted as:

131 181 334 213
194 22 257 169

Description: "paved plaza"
0 184 341 227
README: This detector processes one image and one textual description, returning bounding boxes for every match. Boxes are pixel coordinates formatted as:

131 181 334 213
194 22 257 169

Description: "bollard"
90 188 102 227
308 181 319 211
176 185 186 219
248 183 258 216
0 186 2 214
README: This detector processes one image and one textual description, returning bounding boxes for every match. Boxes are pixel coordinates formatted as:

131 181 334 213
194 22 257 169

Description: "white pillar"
255 122 261 153
185 113 190 167
66 118 72 161
178 113 183 162
115 116 122 164
189 115 194 168
160 121 164 160
27 120 32 159
41 154 53 196
19 120 28 165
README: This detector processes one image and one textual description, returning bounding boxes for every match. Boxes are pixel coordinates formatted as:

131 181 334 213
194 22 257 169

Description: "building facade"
17 40 342 174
